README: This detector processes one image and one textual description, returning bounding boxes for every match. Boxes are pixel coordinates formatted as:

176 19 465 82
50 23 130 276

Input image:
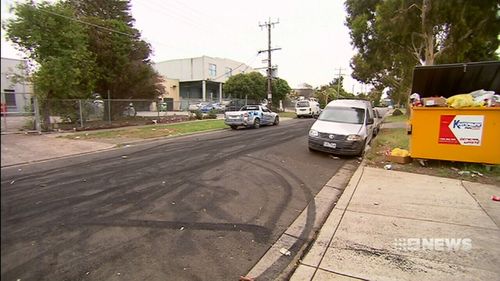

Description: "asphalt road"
1 118 356 281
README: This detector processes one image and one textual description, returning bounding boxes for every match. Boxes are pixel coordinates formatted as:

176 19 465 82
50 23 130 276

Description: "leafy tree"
224 72 292 107
4 1 97 129
345 0 499 106
271 78 292 107
366 87 383 106
314 85 336 108
68 0 135 26
223 72 266 101
314 77 356 107
67 0 164 117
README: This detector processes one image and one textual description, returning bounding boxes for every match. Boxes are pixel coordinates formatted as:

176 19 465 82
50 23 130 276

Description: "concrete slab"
461 181 500 228
289 165 500 281
289 265 316 281
313 269 364 280
319 211 500 280
320 246 498 281
345 167 497 229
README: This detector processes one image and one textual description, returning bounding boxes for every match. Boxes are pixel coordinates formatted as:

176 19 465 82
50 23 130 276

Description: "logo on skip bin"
452 120 482 130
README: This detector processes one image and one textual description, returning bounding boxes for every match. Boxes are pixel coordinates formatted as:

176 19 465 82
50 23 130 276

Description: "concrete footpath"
290 166 500 281
1 133 116 167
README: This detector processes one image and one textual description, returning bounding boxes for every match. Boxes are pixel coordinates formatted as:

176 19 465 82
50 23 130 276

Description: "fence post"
157 99 160 120
107 90 111 124
79 99 84 128
33 96 41 132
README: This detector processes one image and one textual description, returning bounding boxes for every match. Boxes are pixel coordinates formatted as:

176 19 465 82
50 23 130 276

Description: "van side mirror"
367 118 374 125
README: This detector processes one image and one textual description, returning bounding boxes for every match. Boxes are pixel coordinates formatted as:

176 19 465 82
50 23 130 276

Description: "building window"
3 89 16 106
209 64 217 77
225 67 232 78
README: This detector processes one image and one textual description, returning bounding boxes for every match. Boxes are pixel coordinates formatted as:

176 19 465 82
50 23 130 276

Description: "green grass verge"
365 128 409 161
279 111 297 118
63 119 226 140
385 113 409 123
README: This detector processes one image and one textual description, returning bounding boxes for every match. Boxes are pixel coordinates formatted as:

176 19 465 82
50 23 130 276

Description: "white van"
295 100 320 118
308 99 375 156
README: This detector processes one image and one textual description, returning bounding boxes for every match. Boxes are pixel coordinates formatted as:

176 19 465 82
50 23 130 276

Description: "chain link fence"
1 92 37 133
1 93 293 132
282 100 297 112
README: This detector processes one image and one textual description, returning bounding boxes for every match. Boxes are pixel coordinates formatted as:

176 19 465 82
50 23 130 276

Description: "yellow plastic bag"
446 94 484 108
391 148 410 157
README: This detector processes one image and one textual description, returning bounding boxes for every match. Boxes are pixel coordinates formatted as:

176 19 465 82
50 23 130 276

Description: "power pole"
334 67 346 99
259 18 281 108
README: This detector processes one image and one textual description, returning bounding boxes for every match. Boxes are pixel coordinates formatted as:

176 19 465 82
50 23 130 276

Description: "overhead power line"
32 3 260 78
36 7 135 38
34 5 182 52
208 53 260 81
334 67 347 99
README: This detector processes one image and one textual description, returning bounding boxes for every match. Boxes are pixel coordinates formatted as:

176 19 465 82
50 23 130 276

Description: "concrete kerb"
245 161 361 280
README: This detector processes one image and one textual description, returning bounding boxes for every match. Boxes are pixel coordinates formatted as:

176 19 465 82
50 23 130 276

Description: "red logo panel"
438 115 459 144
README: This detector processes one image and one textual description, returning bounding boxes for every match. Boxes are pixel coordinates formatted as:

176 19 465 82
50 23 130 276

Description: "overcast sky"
1 0 369 92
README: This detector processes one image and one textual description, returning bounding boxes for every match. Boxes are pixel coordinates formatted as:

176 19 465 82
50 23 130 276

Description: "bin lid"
411 61 500 98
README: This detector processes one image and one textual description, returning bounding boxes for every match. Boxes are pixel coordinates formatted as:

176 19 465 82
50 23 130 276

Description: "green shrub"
392 108 403 116
206 109 218 119
194 110 203 120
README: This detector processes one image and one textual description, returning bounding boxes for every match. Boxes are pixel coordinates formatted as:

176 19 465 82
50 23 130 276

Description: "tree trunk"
41 90 52 131
421 0 435 65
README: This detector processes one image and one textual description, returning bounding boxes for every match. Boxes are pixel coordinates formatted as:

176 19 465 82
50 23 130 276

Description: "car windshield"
240 105 259 111
296 101 310 108
318 106 365 124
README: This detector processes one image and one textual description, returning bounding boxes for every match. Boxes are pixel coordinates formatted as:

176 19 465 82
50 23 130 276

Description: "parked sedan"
200 103 216 113
189 102 209 112
224 105 279 129
212 102 225 111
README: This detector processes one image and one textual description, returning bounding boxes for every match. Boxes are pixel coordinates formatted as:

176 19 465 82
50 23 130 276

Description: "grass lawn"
279 111 297 118
366 114 500 186
61 119 227 141
385 113 409 123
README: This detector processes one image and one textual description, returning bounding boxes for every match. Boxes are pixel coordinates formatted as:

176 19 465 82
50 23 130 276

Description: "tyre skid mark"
2 121 316 280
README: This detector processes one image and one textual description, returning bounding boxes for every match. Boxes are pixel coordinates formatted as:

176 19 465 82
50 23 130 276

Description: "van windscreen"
318 107 365 124
296 101 310 108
